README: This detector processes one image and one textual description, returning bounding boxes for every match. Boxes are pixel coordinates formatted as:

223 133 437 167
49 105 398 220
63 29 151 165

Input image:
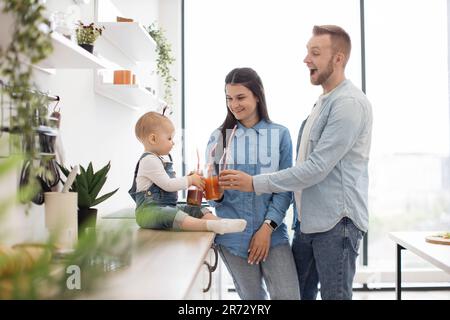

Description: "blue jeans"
292 217 363 300
135 204 204 231
218 243 300 300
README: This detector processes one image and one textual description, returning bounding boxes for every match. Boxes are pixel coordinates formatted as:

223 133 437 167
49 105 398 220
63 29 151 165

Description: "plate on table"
425 232 450 245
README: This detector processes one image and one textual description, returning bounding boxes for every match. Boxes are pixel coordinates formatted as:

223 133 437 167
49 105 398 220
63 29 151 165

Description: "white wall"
158 0 183 177
0 0 178 244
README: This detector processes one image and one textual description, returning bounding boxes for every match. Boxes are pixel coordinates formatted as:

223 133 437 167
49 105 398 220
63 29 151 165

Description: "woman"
205 67 300 300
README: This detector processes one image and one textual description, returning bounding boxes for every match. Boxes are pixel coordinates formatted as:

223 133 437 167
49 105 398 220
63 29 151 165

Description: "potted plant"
58 161 119 236
0 1 53 208
75 21 105 53
147 22 176 109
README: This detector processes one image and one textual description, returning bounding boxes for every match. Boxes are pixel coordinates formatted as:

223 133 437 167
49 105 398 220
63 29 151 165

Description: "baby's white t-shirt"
136 153 188 192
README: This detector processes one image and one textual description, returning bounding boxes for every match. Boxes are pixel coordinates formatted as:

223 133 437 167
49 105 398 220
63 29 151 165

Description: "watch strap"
264 219 278 231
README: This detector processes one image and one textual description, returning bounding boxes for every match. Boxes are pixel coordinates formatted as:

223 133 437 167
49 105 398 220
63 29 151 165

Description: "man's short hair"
135 111 169 142
313 25 351 65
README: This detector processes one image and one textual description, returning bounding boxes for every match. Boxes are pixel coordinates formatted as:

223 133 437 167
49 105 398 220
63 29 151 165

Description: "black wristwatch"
264 219 278 231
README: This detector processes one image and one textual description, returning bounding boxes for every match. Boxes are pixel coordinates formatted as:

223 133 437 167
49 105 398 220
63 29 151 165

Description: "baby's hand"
188 170 204 176
189 173 205 190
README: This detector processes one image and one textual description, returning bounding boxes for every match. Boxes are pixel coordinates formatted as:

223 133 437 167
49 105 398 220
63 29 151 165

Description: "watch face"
269 221 278 229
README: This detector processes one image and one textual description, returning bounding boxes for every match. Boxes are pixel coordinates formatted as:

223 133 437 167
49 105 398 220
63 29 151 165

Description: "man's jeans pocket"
344 217 363 256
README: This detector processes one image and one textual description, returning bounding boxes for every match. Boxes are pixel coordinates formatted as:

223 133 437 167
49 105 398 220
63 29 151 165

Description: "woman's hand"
188 173 205 190
247 224 272 264
219 170 254 192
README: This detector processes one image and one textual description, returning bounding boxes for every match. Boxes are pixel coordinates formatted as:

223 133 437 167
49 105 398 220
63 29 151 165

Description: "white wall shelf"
36 32 109 69
93 21 162 110
94 83 159 110
99 22 157 62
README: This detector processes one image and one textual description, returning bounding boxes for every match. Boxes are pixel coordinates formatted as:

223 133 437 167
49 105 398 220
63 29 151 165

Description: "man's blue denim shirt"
206 120 293 259
253 80 373 234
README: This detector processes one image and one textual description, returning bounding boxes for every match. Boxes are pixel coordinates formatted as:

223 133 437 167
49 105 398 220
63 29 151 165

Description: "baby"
128 111 246 234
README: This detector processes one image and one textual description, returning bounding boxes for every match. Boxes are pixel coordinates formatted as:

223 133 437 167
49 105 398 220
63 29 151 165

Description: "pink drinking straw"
209 143 218 160
207 142 218 175
196 147 200 173
221 125 237 171
218 148 227 172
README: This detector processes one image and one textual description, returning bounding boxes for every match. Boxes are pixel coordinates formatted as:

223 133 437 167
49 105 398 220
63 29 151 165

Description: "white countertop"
83 218 215 299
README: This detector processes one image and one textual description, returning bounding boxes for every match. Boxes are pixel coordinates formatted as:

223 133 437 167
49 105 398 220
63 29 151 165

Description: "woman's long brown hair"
220 67 271 148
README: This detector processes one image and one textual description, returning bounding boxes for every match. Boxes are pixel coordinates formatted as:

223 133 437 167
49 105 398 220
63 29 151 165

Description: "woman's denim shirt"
206 120 293 259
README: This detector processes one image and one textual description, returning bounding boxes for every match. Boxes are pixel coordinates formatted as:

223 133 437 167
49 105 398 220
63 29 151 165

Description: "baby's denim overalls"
129 152 204 230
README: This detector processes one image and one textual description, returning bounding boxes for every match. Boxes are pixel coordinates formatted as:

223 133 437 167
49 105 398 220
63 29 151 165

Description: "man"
219 25 373 300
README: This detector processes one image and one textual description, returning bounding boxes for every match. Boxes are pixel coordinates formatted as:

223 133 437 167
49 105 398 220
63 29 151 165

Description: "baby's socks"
206 219 247 235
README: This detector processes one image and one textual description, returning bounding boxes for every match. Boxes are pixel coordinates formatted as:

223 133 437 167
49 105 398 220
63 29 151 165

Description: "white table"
389 231 450 300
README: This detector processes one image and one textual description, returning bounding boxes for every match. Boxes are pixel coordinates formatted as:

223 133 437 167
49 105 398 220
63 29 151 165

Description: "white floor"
219 262 450 300
221 288 450 300
352 289 450 300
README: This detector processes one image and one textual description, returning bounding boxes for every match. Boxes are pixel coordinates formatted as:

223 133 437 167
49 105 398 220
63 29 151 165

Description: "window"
184 0 361 170
365 0 449 271
184 0 450 290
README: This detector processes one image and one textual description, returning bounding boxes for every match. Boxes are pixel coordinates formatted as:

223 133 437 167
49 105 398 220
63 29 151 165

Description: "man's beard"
312 59 334 86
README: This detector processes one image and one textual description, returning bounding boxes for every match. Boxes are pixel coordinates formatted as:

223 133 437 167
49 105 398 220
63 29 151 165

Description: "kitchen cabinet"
185 244 221 300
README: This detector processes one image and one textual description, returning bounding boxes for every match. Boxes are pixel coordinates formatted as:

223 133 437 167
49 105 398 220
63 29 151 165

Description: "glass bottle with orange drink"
204 164 223 201
186 169 203 206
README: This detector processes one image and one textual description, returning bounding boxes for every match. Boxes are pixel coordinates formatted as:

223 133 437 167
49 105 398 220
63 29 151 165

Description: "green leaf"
60 161 119 209
77 167 89 190
79 165 87 177
91 188 119 207
77 182 91 208
89 176 106 201
89 162 110 194
86 162 95 186
147 21 175 107
0 155 20 177
56 163 68 176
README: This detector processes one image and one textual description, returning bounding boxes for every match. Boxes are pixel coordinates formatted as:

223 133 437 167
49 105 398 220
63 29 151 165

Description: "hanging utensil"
62 165 78 193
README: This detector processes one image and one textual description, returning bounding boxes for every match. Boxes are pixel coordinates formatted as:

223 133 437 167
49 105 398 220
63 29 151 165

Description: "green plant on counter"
0 224 132 299
75 21 105 45
0 0 54 205
147 22 176 109
0 157 127 300
58 161 119 210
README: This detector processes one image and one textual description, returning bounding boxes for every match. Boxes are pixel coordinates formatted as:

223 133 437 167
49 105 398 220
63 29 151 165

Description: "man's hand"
219 170 254 192
247 224 272 264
